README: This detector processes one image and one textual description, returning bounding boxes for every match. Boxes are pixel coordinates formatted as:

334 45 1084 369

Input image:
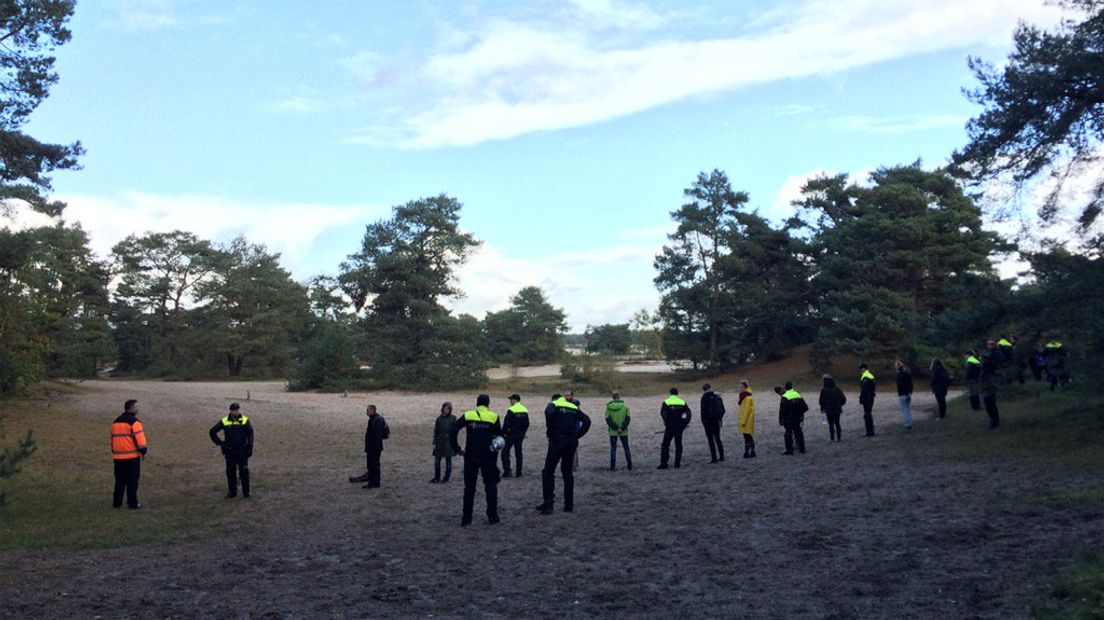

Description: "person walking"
501 394 530 478
818 375 846 442
349 404 389 489
450 395 504 526
858 364 877 437
779 382 808 455
930 359 951 420
737 380 756 458
208 403 254 499
604 392 632 471
965 350 983 411
430 402 455 483
981 353 1001 429
111 399 148 510
657 388 692 469
895 361 914 430
700 383 726 463
536 393 591 515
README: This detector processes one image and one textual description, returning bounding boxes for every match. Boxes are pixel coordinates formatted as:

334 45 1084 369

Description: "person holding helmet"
536 393 591 515
209 402 254 498
450 394 504 526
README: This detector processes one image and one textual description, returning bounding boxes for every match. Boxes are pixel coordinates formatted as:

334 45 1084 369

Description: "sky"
12 0 1067 330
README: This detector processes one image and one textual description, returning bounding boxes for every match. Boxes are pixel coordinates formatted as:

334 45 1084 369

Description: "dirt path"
2 381 1100 618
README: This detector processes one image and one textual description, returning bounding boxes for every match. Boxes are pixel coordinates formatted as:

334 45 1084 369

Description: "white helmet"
490 436 506 452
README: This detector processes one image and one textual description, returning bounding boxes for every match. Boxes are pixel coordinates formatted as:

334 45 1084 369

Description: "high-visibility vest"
998 339 1013 348
507 403 528 415
551 398 579 410
111 419 147 460
463 406 499 424
966 356 981 365
221 415 249 426
664 395 686 407
860 370 875 382
782 389 803 401
1046 342 1063 350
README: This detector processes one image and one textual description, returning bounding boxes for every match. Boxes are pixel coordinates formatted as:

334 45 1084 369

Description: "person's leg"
936 393 947 419
225 455 238 497
704 421 718 462
748 433 756 457
673 430 684 467
444 456 452 482
500 437 513 477
433 456 442 482
609 435 617 470
127 459 141 508
863 402 876 436
742 433 751 457
794 422 806 453
462 461 478 524
239 453 251 497
716 420 724 461
984 394 1000 428
483 461 500 522
540 442 562 508
659 429 673 467
621 436 632 469
827 414 836 441
113 460 126 507
561 440 578 511
367 450 381 487
783 422 795 454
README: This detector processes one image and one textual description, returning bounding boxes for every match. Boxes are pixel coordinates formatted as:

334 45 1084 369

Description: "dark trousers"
861 399 876 435
365 450 381 486
660 427 684 467
112 458 141 508
434 456 452 481
501 435 524 475
609 435 632 469
703 418 724 461
224 450 250 496
783 419 805 453
935 392 947 419
462 459 499 520
541 436 578 509
826 412 842 441
984 393 1000 428
742 433 755 455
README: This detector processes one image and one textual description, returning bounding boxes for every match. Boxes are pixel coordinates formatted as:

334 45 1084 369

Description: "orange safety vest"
111 418 147 460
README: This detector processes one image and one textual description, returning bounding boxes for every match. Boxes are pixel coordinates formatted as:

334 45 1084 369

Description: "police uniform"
779 388 809 455
859 369 877 436
538 397 591 513
501 401 529 477
658 394 691 468
450 405 503 526
209 410 254 498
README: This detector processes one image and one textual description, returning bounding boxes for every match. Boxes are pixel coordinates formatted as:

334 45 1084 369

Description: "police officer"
111 399 148 509
1044 340 1069 391
536 393 591 514
981 352 1001 429
779 382 809 455
658 388 691 469
965 350 983 410
209 403 254 499
501 394 529 478
450 394 503 526
858 364 877 437
700 383 726 463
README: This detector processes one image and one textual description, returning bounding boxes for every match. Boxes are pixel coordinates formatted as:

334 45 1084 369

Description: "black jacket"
818 381 847 415
930 365 951 396
450 407 503 464
700 391 726 423
209 416 254 454
544 399 592 440
660 398 692 430
503 405 530 439
779 393 810 425
859 373 876 404
364 414 389 454
896 370 914 396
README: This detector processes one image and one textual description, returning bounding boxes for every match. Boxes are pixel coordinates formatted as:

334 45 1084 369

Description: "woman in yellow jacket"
737 380 756 458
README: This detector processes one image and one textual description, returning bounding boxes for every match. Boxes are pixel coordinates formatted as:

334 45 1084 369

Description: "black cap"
229 402 240 410
509 393 521 401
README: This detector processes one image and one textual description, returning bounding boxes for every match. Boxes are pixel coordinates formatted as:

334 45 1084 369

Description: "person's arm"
622 408 631 430
209 421 223 446
492 417 504 439
133 420 148 456
660 403 670 426
245 421 254 454
605 411 618 431
450 417 466 456
575 411 592 439
839 389 847 407
683 406 692 426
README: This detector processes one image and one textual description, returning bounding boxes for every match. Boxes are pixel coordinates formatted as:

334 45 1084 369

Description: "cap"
509 393 521 401
229 402 240 410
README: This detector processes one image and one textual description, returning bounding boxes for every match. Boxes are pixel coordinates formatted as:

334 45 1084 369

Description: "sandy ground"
2 380 1101 618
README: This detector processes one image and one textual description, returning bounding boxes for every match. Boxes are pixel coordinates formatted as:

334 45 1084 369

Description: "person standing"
111 399 148 510
450 394 504 526
779 382 808 455
430 402 455 483
930 359 951 420
818 375 846 442
566 390 582 472
1044 340 1069 391
981 353 1001 429
657 388 692 469
208 402 254 499
895 361 914 430
965 350 983 410
536 393 591 515
700 384 726 463
858 364 877 437
1029 344 1046 382
604 392 632 471
349 404 389 489
501 394 529 478
737 380 756 458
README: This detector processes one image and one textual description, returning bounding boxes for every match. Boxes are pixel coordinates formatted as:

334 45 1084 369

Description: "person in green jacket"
430 402 455 483
605 391 632 471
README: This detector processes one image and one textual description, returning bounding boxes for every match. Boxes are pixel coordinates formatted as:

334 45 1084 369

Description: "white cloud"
105 0 234 30
347 0 1061 149
264 94 356 114
24 193 383 277
826 113 968 134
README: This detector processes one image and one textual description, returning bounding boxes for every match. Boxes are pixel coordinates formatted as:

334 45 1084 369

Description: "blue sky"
16 0 1063 329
